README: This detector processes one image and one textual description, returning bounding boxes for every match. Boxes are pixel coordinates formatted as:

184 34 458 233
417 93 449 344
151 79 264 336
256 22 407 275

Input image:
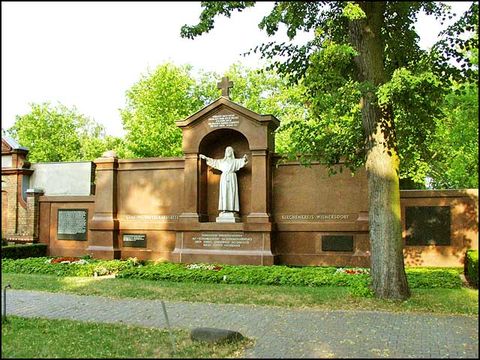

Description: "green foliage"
181 1 478 189
431 2 478 85
342 2 366 21
116 263 369 291
2 258 463 294
465 250 478 288
6 102 127 162
120 63 217 158
428 82 478 189
377 67 446 186
120 62 308 157
224 63 308 154
1 244 47 260
348 278 374 298
405 268 463 289
284 39 364 171
180 1 255 39
1 257 139 277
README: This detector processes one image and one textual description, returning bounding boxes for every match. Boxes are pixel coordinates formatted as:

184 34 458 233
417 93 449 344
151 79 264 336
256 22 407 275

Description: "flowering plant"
185 263 222 271
46 257 89 265
335 267 370 275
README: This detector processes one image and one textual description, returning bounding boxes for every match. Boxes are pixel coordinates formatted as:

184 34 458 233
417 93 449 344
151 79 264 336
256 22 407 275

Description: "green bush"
1 257 139 277
1 244 48 259
405 267 463 289
464 250 478 288
1 258 463 293
116 263 369 288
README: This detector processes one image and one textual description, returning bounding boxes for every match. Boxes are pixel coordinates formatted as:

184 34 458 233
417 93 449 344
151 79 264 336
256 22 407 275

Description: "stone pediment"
176 97 279 129
176 97 279 153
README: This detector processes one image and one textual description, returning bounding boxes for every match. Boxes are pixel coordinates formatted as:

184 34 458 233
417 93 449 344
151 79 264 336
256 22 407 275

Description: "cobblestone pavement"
3 289 478 358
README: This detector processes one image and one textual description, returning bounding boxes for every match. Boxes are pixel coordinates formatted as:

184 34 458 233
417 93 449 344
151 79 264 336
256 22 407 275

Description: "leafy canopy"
120 62 307 158
182 2 478 188
120 63 217 158
6 102 126 162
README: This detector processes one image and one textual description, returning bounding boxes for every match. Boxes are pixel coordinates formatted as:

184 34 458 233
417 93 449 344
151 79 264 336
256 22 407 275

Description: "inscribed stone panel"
405 206 451 246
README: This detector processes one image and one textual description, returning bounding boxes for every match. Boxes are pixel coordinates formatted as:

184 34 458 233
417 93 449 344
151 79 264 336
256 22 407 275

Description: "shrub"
405 267 462 289
116 263 371 288
464 250 478 288
1 244 48 259
1 257 140 277
1 258 464 292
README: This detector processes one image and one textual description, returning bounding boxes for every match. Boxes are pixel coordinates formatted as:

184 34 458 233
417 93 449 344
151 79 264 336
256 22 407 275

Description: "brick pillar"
87 152 120 259
25 188 44 241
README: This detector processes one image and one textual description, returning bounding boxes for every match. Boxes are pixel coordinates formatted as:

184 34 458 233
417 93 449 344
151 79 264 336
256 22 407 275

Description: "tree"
181 1 478 299
120 63 218 158
6 102 121 162
427 26 478 189
224 63 308 154
428 81 478 189
120 61 307 157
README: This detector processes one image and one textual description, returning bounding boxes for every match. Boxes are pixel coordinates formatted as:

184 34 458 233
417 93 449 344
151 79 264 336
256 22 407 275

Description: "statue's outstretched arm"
243 154 248 165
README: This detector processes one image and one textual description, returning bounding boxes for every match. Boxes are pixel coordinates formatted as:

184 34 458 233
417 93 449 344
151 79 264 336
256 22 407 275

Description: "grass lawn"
2 273 478 315
1 315 253 358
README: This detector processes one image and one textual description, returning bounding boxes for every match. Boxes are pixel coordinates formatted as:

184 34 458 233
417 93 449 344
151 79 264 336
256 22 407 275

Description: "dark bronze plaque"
322 235 354 252
405 206 451 246
57 209 87 241
123 234 147 248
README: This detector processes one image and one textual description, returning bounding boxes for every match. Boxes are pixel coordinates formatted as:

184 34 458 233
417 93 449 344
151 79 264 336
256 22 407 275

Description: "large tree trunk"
348 2 410 300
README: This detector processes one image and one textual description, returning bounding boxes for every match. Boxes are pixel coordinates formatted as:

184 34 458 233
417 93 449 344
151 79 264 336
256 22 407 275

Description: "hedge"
1 257 463 291
1 257 139 277
404 267 463 289
464 250 478 288
1 244 48 260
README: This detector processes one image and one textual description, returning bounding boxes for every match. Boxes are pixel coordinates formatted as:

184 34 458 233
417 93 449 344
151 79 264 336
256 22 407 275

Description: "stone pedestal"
216 211 241 223
173 222 275 265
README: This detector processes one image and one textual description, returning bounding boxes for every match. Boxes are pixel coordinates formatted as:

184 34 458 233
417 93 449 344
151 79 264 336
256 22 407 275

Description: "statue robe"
206 156 247 212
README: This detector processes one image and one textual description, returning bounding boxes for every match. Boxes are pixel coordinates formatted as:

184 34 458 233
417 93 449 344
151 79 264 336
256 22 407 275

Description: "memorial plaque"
280 214 351 222
192 232 253 248
208 114 240 128
123 234 147 248
405 206 451 246
57 209 87 241
321 235 354 252
124 215 178 221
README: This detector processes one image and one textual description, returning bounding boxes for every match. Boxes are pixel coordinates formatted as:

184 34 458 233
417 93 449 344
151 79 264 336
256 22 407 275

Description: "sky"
1 1 473 137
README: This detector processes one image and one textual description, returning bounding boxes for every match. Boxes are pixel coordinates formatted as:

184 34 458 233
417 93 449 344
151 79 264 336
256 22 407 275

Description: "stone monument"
199 146 248 223
172 76 279 265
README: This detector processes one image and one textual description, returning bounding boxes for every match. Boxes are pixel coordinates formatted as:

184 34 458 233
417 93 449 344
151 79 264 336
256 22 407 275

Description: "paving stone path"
4 289 478 358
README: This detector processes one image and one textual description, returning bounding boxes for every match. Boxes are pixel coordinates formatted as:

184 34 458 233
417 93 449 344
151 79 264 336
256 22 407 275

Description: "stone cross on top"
217 76 233 99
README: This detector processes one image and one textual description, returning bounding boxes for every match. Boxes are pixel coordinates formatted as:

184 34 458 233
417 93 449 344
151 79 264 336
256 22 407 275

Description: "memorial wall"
3 78 478 267
39 196 95 257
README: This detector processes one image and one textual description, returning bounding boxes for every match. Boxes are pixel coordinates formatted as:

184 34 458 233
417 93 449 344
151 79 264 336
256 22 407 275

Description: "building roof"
2 136 29 152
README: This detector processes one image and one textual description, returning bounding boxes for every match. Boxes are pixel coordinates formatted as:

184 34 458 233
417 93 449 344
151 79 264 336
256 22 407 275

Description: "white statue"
199 146 248 222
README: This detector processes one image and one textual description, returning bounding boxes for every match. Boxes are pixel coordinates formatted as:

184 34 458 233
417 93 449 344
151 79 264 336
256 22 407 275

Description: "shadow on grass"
2 273 478 315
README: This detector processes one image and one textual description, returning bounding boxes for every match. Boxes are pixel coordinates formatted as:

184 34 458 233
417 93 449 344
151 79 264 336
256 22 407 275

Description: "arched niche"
198 129 251 222
176 97 279 223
